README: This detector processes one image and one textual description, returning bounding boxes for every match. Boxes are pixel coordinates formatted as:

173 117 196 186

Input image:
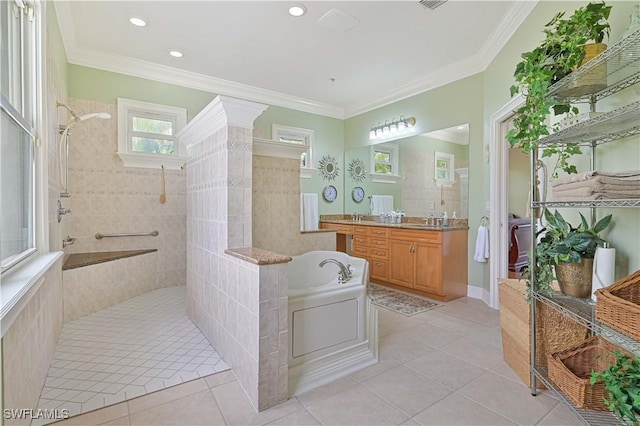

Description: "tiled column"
181 96 288 411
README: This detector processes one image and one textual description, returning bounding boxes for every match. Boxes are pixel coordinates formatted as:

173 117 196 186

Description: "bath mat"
367 283 442 316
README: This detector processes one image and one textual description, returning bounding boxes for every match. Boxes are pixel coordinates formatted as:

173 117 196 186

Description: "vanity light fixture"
288 4 307 17
369 116 416 140
169 50 183 58
129 17 147 27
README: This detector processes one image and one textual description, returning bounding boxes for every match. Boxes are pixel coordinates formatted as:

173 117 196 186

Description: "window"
1 0 38 272
371 143 399 183
117 98 187 169
434 151 456 187
272 124 314 174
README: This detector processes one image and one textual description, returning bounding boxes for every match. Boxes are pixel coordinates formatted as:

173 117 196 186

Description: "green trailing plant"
507 2 612 179
522 208 612 297
590 351 640 425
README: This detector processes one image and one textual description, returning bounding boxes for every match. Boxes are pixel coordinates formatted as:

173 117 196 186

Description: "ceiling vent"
317 9 360 33
418 0 448 11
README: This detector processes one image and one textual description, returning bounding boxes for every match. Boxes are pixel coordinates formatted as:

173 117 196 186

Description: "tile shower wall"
253 155 334 256
401 150 468 218
62 98 186 290
2 258 64 425
62 252 157 322
186 124 287 411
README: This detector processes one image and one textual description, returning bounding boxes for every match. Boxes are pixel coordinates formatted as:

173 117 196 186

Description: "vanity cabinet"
321 220 468 301
388 230 444 295
353 226 389 281
386 228 467 300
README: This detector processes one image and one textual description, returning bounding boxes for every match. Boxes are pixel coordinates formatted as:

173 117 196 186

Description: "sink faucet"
319 258 353 283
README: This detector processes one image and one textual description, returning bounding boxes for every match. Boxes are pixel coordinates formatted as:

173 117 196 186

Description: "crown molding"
55 1 536 121
177 96 268 148
344 1 538 118
344 54 484 118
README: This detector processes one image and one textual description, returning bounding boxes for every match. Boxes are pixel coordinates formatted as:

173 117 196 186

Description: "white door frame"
488 94 524 310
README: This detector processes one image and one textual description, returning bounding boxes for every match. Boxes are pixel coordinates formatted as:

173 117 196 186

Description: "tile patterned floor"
51 295 585 426
36 286 229 424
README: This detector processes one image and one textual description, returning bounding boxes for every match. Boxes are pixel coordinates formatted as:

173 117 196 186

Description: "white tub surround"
182 96 291 411
287 251 378 397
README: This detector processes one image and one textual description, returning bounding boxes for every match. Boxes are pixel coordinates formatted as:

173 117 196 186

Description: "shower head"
56 101 111 123
76 112 111 121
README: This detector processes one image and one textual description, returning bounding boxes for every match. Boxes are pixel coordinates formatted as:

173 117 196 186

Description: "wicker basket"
548 336 632 410
595 269 640 340
499 279 589 387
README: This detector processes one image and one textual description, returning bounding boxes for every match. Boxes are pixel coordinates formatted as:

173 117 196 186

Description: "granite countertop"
320 219 469 231
63 249 158 271
225 247 292 265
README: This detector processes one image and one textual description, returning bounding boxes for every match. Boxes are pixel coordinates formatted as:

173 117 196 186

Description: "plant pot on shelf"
555 258 594 298
569 42 608 97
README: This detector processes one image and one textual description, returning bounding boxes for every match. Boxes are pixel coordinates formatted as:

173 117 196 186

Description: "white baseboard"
467 285 492 308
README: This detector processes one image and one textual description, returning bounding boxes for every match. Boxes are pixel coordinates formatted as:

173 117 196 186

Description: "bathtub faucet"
319 259 353 283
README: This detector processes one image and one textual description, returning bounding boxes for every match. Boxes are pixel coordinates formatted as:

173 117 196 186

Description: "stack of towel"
552 170 640 201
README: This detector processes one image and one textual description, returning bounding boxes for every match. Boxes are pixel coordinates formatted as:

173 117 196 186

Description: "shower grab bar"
95 230 159 240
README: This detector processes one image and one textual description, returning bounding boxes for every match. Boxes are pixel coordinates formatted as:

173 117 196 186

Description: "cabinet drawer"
353 236 369 246
370 260 389 280
389 229 442 243
370 227 389 238
369 248 388 260
320 223 354 235
370 238 388 249
352 245 370 257
354 226 369 236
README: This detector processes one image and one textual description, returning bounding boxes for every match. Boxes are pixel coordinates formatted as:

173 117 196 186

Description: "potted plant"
523 208 612 298
507 1 612 179
590 351 640 425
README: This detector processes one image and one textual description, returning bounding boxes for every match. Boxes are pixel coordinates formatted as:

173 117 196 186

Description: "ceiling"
54 1 537 119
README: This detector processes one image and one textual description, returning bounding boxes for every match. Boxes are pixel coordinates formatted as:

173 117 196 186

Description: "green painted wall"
345 74 485 288
483 0 640 281
254 108 345 215
67 65 216 120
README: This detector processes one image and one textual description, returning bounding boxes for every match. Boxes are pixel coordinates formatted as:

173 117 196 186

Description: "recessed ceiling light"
288 4 307 17
129 17 146 27
169 50 183 58
456 126 465 130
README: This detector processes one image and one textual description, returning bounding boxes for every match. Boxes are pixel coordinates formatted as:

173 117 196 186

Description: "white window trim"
1 0 61 333
371 143 400 184
434 151 456 187
117 98 188 170
271 124 315 178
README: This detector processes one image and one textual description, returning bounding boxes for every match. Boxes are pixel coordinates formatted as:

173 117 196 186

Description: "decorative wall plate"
348 158 367 182
318 155 340 182
322 185 338 202
352 186 365 203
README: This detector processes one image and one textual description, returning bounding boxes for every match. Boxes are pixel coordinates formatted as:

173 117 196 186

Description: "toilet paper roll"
592 246 616 301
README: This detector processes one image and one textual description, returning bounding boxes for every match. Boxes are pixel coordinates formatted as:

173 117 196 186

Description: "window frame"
371 143 400 184
117 98 188 170
1 0 40 274
271 124 314 178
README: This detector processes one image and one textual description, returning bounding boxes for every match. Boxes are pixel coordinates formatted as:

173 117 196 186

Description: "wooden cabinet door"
388 239 414 288
414 242 442 294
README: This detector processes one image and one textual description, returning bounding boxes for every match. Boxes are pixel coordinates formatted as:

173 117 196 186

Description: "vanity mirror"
343 124 469 218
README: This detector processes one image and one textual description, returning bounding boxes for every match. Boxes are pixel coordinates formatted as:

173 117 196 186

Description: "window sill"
300 167 316 179
371 173 400 184
116 152 187 170
1 251 63 337
435 179 456 188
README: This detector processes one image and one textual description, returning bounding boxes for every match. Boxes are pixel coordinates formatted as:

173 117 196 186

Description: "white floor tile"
36 286 229 424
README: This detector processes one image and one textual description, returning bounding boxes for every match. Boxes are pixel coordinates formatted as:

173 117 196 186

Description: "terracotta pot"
555 258 594 298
